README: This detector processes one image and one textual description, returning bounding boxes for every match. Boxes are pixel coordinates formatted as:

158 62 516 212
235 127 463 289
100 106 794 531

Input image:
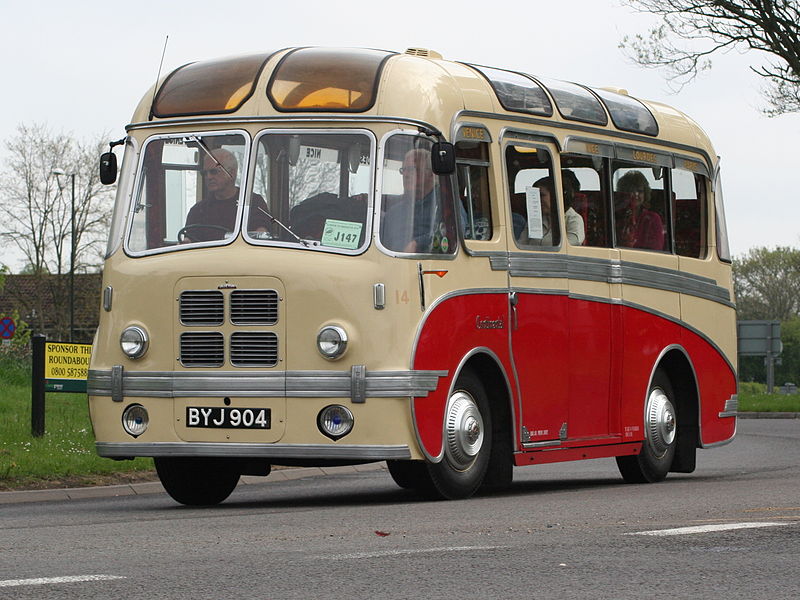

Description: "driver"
182 148 269 242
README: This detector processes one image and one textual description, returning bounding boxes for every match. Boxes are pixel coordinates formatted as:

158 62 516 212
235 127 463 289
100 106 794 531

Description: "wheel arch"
416 347 516 464
651 344 700 473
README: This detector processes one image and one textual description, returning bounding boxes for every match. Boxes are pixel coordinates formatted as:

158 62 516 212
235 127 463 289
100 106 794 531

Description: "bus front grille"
230 290 279 324
180 291 224 325
230 332 279 367
180 332 225 367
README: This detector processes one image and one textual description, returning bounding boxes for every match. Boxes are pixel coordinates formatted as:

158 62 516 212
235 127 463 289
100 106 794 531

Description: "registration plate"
186 407 271 429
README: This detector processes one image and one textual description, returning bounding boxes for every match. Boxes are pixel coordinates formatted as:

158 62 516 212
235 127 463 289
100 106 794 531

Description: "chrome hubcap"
645 387 676 457
444 391 484 470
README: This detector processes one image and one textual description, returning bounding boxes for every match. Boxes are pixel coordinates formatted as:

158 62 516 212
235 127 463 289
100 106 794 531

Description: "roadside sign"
45 342 92 380
0 317 15 339
737 320 782 356
44 341 92 393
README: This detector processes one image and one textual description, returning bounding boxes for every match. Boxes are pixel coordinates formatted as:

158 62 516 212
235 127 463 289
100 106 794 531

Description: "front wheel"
616 369 677 483
426 371 492 500
154 457 241 505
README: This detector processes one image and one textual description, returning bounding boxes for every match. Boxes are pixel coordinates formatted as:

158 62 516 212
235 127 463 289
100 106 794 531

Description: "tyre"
387 460 435 494
426 371 492 500
616 369 677 483
154 457 241 505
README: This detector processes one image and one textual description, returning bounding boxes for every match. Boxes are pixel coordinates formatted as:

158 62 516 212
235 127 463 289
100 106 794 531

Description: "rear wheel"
426 371 492 500
154 457 241 505
616 369 677 483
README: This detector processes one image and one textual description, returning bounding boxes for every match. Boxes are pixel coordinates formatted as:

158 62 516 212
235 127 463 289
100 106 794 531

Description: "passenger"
381 148 449 253
517 176 585 246
560 170 586 246
615 170 664 250
183 149 269 242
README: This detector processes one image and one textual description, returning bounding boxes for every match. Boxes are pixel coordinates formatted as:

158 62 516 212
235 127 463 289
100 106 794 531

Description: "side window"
456 140 492 241
612 161 669 252
672 168 708 259
505 145 560 249
379 135 458 255
560 154 606 247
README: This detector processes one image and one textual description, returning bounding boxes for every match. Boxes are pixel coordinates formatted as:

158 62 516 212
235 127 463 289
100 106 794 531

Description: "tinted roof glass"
153 53 273 117
592 88 658 135
470 65 552 117
536 77 607 125
268 47 394 112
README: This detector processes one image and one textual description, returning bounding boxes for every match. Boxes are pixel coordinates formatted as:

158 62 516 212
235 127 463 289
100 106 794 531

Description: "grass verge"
738 390 800 412
0 358 153 491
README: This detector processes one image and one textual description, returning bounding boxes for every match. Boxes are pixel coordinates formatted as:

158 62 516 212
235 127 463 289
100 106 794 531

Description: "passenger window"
672 168 707 259
613 162 669 252
561 154 607 247
456 141 492 241
379 135 458 255
506 145 560 249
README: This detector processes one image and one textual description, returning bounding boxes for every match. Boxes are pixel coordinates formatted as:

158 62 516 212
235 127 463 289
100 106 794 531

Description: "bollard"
31 333 46 437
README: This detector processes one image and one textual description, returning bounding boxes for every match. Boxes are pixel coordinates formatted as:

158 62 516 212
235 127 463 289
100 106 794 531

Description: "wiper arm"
255 206 309 247
191 136 234 180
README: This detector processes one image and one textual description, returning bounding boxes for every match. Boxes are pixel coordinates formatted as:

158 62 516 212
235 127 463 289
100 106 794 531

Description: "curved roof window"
536 77 607 125
268 47 394 112
470 65 553 117
592 87 658 135
152 52 274 117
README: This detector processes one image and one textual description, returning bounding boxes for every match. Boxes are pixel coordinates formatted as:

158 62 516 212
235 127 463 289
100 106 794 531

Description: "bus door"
504 142 569 446
561 149 617 442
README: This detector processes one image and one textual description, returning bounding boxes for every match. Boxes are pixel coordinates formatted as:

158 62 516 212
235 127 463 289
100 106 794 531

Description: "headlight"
122 404 149 437
120 326 148 359
318 404 354 440
316 325 348 360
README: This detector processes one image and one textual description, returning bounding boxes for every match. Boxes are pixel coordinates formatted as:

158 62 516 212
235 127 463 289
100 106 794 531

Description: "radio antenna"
149 35 169 120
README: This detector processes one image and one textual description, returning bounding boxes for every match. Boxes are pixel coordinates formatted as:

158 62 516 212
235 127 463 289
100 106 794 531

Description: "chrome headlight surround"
316 325 348 360
317 404 354 440
120 325 149 359
122 403 149 437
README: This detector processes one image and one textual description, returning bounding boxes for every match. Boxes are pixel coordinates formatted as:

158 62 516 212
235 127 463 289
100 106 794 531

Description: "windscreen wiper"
255 206 309 247
191 136 235 180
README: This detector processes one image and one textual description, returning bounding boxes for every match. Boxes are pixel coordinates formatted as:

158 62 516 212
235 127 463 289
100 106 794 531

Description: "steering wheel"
177 224 230 243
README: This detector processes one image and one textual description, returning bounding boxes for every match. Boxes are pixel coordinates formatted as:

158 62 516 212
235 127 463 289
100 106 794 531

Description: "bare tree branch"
621 0 800 115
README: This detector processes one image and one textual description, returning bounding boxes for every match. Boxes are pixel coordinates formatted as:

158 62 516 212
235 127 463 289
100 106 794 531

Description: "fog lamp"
316 325 348 360
122 404 149 437
317 405 354 440
120 326 148 359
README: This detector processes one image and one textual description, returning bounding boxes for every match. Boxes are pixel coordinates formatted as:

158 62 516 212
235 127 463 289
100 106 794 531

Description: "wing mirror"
431 142 455 175
99 151 117 185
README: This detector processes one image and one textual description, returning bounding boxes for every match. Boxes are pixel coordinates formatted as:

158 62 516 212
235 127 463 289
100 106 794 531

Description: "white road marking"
627 522 790 537
320 545 505 560
0 575 125 588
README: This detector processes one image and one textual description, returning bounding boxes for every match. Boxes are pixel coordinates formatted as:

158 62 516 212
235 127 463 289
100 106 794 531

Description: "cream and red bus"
90 47 737 505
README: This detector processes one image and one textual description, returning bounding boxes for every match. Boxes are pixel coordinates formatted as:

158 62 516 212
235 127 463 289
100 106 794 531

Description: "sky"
1 0 798 269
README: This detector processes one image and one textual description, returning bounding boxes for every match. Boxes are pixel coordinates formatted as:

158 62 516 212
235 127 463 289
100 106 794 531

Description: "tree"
0 122 115 275
733 246 800 320
734 246 800 385
621 1 800 115
0 123 116 341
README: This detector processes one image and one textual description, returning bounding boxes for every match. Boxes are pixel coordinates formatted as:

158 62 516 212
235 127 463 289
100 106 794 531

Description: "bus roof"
131 47 715 163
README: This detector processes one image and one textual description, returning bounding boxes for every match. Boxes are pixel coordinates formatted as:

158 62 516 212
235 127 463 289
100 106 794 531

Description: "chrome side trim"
521 440 561 449
718 395 739 418
495 253 732 307
88 369 447 400
96 442 411 460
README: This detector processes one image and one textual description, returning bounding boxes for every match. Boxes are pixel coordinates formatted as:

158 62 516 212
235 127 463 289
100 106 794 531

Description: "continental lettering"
476 316 505 330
